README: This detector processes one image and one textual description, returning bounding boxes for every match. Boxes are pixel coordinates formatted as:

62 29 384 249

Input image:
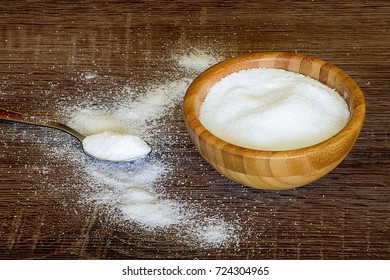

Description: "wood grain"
0 0 389 260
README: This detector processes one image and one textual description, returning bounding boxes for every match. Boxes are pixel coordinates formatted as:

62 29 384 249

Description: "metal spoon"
0 108 151 162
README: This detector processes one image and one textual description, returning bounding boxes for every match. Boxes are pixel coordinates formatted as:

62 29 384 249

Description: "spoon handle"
0 108 85 141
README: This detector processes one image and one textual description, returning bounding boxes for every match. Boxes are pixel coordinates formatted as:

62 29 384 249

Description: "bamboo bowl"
183 52 365 190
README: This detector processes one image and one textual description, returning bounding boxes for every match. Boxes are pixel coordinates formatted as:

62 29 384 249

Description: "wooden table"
0 0 389 260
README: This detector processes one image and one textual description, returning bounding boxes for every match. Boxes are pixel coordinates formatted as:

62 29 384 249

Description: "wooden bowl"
183 52 365 190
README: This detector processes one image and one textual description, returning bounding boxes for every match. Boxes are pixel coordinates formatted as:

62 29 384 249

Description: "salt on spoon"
0 108 151 162
82 131 151 162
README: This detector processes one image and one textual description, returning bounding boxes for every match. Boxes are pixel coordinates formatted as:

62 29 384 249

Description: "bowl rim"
183 52 366 158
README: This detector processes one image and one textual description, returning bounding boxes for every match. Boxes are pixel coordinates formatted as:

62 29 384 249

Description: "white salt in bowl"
183 52 365 190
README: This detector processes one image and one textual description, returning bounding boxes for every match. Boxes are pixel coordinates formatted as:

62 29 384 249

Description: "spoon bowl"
0 108 151 163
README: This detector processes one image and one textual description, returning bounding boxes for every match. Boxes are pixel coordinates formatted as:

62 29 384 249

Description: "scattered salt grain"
174 49 223 73
193 223 234 246
84 160 165 189
81 72 98 80
113 79 191 134
120 199 184 229
120 186 156 204
68 108 127 136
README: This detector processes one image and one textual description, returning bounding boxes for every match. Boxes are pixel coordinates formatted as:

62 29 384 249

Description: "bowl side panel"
207 159 341 190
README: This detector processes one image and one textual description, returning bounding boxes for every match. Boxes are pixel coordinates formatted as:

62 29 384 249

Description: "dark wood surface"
0 0 389 260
